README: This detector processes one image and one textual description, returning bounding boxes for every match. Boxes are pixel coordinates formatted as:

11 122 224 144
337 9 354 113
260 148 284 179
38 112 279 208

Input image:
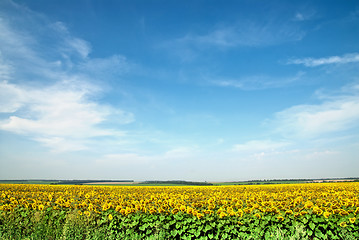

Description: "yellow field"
1 182 358 221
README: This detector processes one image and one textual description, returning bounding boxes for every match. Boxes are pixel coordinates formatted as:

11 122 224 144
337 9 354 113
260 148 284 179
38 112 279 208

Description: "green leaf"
204 225 212 232
171 229 178 237
315 229 324 239
188 229 195 234
175 214 183 221
183 235 192 240
319 223 327 230
176 222 182 229
309 222 315 230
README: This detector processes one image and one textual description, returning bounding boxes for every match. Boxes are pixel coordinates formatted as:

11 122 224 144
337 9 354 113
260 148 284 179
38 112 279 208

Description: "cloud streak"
210 72 305 90
287 53 359 67
177 21 305 48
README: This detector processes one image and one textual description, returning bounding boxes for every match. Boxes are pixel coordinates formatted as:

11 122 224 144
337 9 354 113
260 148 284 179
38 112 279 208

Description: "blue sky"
0 0 358 181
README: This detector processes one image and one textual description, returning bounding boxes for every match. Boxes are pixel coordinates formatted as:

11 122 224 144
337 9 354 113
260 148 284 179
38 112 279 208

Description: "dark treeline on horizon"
140 180 213 186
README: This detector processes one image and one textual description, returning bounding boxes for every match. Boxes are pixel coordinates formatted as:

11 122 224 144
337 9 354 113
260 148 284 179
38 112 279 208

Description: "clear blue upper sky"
0 0 358 181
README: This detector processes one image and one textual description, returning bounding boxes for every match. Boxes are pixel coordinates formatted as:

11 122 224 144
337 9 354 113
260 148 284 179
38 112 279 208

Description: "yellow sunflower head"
339 222 347 228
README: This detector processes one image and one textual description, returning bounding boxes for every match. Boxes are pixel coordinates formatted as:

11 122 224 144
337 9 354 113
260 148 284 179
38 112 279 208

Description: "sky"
0 0 359 181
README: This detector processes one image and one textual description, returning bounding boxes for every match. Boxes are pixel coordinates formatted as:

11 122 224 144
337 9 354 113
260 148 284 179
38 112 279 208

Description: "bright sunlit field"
1 182 358 239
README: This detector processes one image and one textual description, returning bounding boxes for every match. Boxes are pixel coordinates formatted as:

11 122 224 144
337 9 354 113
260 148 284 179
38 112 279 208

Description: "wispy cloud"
78 55 132 78
287 53 359 67
177 21 305 48
210 72 305 90
0 53 12 81
161 19 305 62
50 21 91 59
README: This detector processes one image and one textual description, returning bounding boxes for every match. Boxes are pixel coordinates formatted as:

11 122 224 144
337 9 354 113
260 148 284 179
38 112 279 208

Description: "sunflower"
236 209 244 217
171 208 179 214
84 211 91 217
339 222 347 228
254 213 261 219
219 212 227 218
323 211 331 219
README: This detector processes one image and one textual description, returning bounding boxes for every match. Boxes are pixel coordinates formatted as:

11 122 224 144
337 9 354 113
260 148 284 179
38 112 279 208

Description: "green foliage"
0 208 358 239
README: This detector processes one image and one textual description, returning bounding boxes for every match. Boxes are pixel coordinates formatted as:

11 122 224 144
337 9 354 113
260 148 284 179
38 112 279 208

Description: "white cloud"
0 80 24 113
0 1 136 152
273 87 359 138
0 80 133 151
287 53 359 67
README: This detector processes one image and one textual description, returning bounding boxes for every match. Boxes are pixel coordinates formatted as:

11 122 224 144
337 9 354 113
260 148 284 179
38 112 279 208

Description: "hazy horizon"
2 177 359 183
1 0 359 181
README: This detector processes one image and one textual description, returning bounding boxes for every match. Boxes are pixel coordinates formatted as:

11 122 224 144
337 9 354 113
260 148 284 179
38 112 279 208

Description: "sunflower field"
0 182 358 239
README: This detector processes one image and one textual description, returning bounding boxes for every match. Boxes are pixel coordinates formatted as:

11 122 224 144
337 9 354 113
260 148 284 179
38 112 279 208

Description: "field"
0 183 358 239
